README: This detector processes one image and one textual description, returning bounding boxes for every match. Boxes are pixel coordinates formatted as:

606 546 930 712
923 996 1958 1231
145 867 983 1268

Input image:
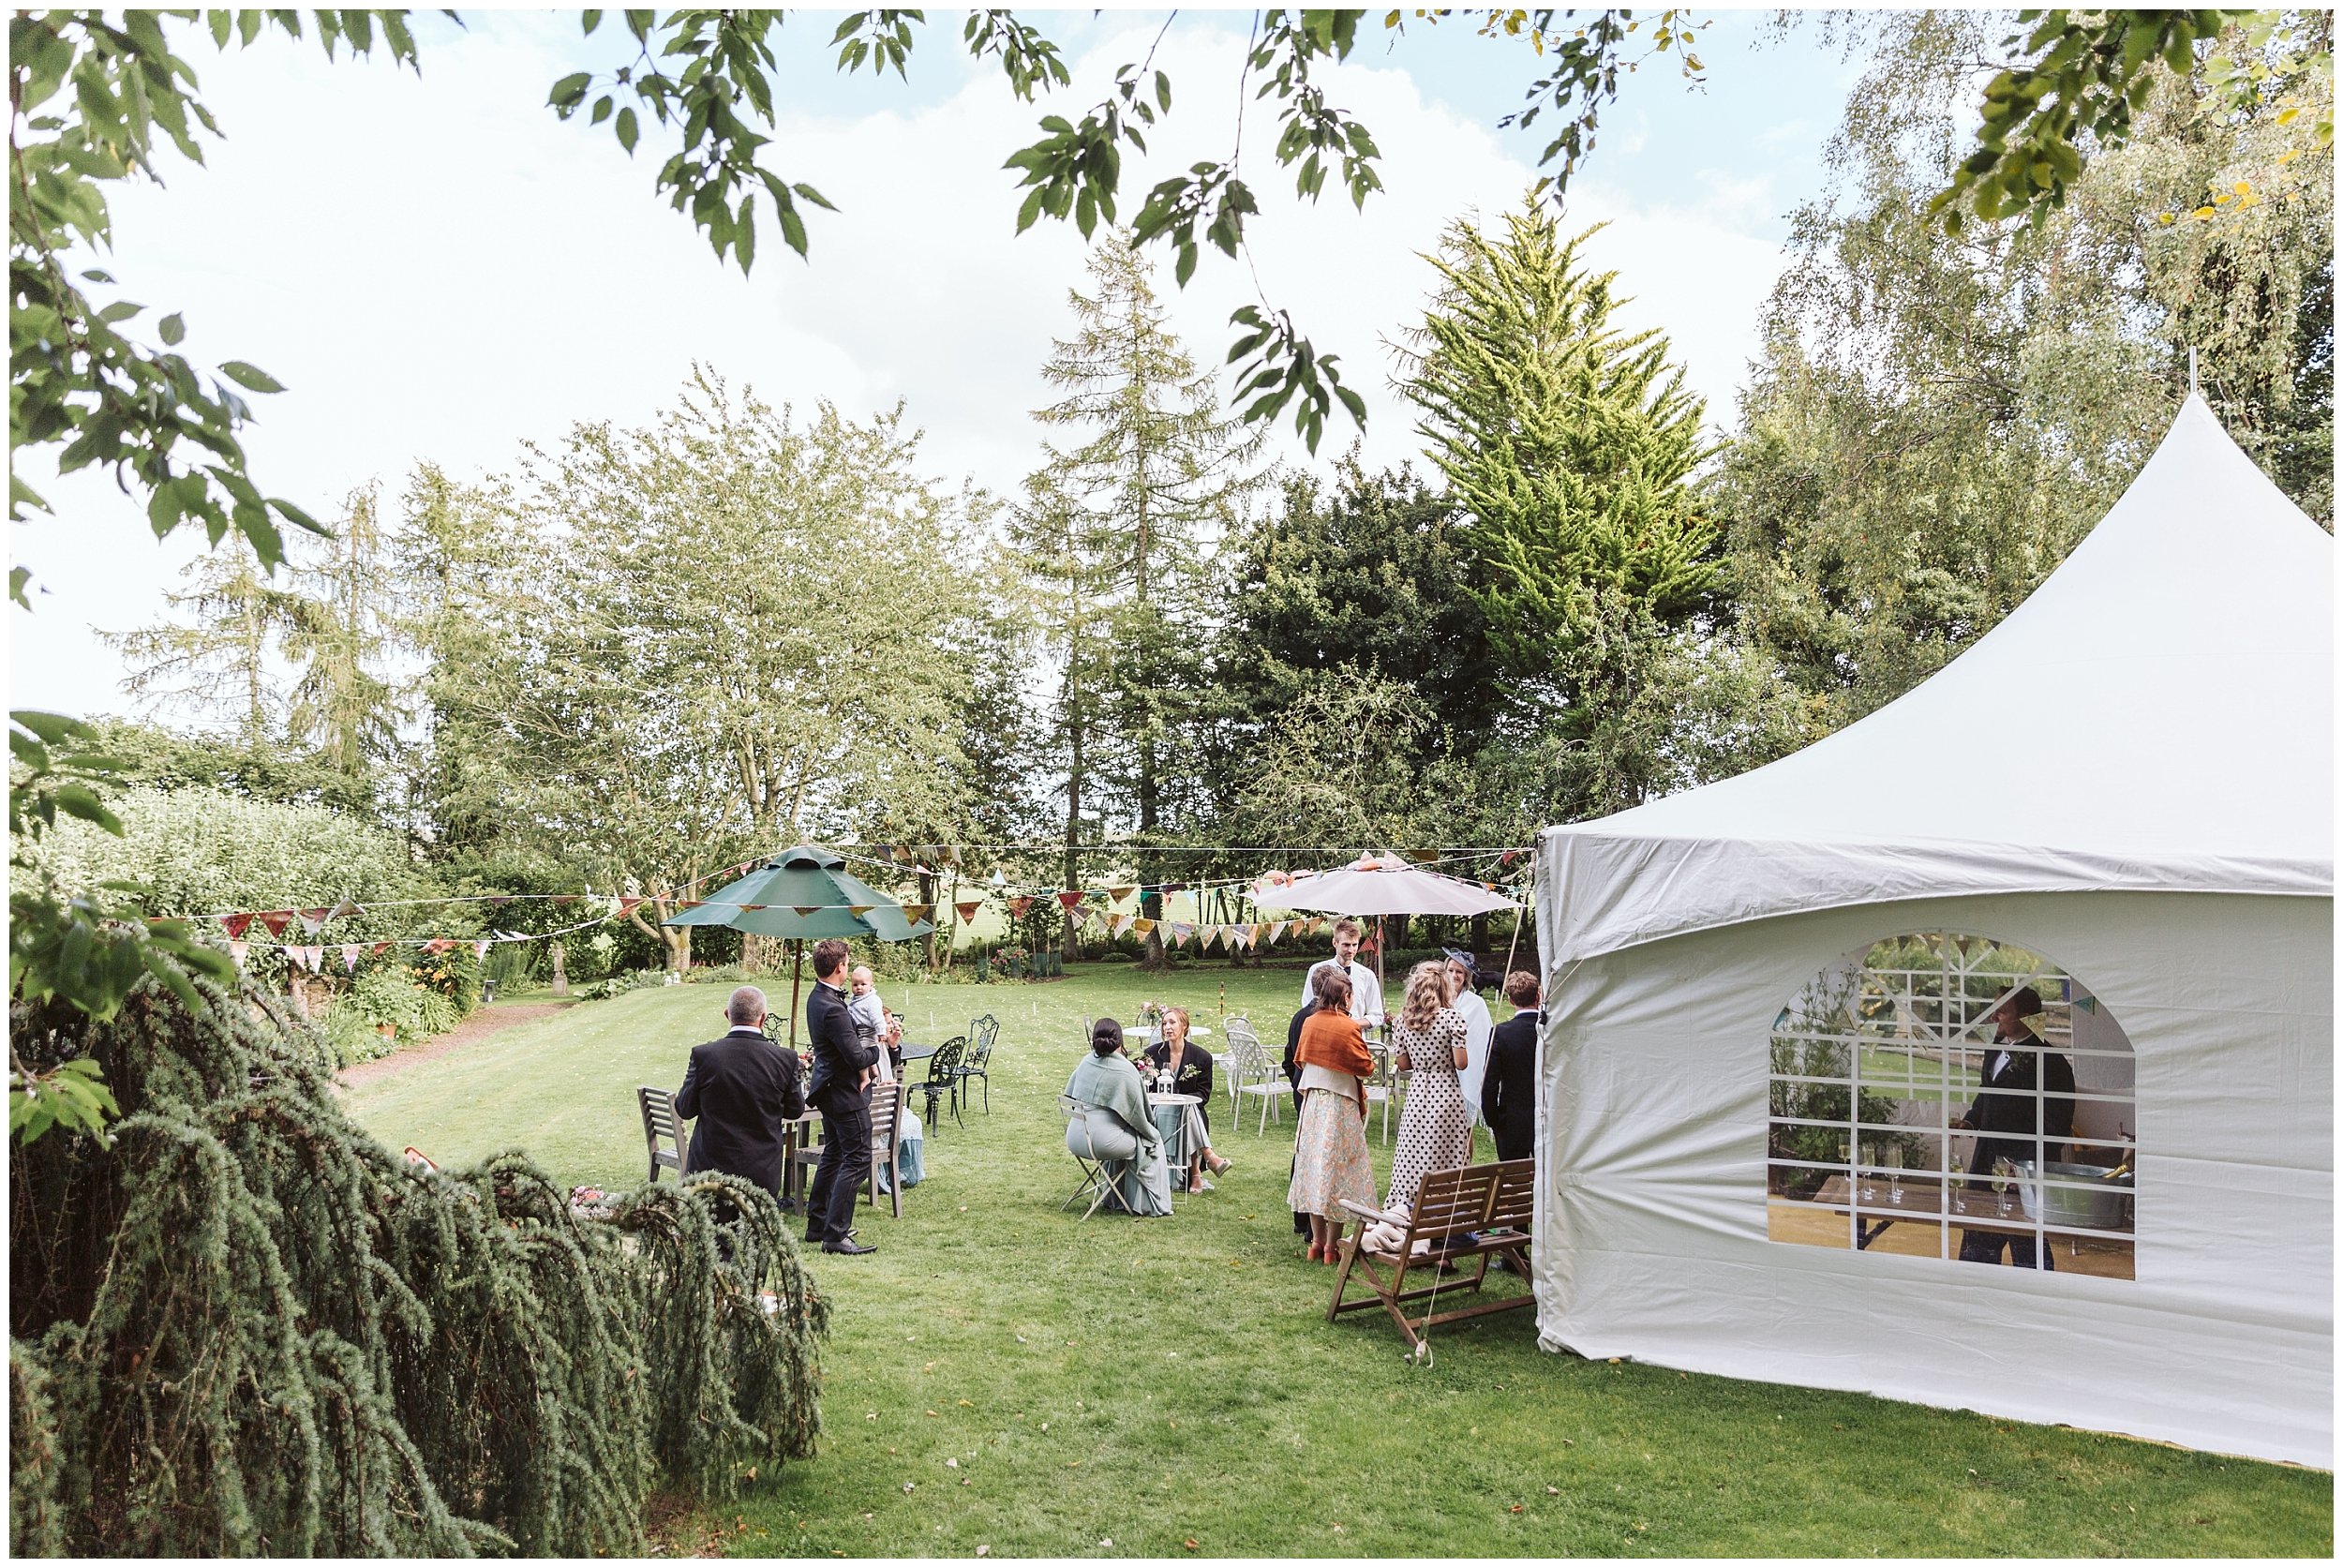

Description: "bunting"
848 905 873 918
903 903 934 924
229 938 248 967
219 912 254 939
473 939 492 962
956 902 982 925
342 944 362 974
259 911 293 937
1169 921 1193 948
298 906 330 936
1131 917 1156 935
372 942 392 957
1056 890 1083 911
1008 895 1035 919
793 905 821 918
1107 885 1136 903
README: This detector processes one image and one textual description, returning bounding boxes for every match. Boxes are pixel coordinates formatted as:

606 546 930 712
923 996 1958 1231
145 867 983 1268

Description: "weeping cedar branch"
7 971 828 1556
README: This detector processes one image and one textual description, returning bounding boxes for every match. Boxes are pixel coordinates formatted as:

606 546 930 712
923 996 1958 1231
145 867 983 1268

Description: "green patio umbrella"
664 843 933 1046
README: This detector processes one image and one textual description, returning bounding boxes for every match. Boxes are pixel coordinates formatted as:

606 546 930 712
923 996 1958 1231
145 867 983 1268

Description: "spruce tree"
1013 238 1264 963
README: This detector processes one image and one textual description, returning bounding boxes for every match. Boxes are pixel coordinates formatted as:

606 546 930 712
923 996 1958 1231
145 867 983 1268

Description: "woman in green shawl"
1064 1018 1173 1217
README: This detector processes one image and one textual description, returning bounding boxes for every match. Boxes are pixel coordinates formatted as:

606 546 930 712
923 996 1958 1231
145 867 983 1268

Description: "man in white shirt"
1300 917 1383 1025
1445 949 1495 1117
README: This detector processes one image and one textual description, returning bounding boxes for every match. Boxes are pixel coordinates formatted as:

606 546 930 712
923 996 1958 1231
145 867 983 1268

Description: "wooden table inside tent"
1812 1172 2134 1250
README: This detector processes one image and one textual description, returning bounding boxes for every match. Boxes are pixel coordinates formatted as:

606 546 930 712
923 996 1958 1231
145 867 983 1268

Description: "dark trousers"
1287 1061 1311 1236
805 1094 873 1245
1958 1136 2054 1270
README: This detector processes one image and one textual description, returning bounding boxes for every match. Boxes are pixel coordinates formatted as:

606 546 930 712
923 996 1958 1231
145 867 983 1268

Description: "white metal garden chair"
1230 1030 1287 1133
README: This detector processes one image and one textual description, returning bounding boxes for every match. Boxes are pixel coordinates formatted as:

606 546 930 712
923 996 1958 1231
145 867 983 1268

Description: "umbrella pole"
788 939 804 1051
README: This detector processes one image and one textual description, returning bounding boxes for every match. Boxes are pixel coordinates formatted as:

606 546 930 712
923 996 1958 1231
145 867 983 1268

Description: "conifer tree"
1013 238 1264 963
1402 198 1718 815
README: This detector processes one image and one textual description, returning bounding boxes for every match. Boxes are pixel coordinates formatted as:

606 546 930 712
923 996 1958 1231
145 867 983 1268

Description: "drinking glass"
1859 1142 1876 1203
1888 1146 1903 1202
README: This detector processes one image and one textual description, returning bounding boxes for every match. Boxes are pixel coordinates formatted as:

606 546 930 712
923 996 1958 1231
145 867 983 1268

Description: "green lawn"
343 964 2330 1558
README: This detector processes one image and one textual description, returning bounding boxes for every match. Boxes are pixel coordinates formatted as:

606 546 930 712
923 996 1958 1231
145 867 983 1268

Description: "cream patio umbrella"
1249 851 1519 997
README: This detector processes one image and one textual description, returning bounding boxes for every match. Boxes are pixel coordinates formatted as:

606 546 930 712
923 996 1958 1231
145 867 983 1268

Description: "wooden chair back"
638 1085 687 1182
865 1078 904 1217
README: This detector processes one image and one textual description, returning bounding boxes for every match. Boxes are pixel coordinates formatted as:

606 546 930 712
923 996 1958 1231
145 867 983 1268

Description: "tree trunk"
549 939 568 997
919 869 937 972
664 926 692 972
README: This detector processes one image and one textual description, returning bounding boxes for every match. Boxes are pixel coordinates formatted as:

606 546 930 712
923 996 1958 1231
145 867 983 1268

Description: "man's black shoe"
823 1239 878 1255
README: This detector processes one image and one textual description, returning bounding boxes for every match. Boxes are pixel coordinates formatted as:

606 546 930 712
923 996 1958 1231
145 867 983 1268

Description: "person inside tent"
1950 985 2077 1269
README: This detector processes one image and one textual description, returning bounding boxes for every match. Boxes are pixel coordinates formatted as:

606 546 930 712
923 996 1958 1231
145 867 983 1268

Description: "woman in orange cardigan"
1287 964 1380 1262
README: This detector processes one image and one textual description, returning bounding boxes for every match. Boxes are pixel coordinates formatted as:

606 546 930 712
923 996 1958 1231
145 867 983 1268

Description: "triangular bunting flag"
793 905 822 918
330 897 362 921
956 901 982 925
229 938 248 967
299 906 329 935
619 896 643 916
1107 886 1136 903
903 903 933 924
425 938 456 954
306 945 327 973
341 944 361 973
849 905 873 918
219 912 254 939
1008 895 1034 918
1056 890 1082 911
372 942 392 956
473 939 491 962
259 910 293 937
1268 920 1288 945
1132 917 1156 935
1109 913 1135 935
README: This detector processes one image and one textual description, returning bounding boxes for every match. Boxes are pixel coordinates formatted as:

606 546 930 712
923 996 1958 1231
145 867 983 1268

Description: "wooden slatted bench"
1328 1159 1536 1350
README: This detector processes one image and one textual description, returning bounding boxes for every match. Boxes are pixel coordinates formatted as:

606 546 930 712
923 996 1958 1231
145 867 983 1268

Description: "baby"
848 965 898 1087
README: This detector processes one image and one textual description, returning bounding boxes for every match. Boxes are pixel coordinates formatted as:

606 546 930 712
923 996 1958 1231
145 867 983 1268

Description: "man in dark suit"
802 936 879 1255
674 985 805 1196
1952 985 2076 1269
1483 970 1543 1164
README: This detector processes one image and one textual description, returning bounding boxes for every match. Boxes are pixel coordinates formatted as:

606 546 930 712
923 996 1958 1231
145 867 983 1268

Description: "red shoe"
1306 1241 1327 1263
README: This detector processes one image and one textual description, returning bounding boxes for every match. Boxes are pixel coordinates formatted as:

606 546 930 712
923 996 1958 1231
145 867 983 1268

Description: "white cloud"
10 14 1799 717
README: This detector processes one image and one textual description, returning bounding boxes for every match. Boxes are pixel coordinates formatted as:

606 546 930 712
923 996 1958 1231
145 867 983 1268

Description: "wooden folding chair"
1327 1159 1536 1351
865 1078 904 1217
637 1086 688 1182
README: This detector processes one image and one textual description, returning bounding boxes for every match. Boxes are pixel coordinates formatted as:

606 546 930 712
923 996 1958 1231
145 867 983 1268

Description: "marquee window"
1765 933 2136 1279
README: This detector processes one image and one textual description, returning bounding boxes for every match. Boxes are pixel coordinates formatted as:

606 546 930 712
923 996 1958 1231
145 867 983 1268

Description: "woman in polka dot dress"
1383 960 1474 1214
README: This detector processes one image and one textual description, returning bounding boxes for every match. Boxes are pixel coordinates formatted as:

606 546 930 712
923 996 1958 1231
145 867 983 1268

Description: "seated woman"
1141 1006 1233 1193
1063 1018 1173 1217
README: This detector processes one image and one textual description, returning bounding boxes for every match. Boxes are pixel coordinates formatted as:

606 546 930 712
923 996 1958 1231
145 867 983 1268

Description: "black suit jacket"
675 1026 806 1194
804 979 876 1112
1964 1032 2076 1161
1483 1008 1542 1157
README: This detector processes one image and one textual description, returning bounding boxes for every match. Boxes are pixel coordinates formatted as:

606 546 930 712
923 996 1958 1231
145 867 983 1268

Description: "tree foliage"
8 969 828 1555
1714 10 2333 732
1402 197 1722 816
1010 239 1264 961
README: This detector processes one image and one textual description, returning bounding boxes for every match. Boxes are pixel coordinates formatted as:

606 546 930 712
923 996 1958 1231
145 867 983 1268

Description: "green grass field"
343 963 2331 1558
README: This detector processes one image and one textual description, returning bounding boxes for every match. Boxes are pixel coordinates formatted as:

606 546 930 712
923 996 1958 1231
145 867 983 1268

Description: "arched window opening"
1766 933 2136 1280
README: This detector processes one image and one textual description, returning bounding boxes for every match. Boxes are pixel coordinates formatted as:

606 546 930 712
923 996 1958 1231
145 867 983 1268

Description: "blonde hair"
1162 1005 1190 1043
1399 962 1450 1035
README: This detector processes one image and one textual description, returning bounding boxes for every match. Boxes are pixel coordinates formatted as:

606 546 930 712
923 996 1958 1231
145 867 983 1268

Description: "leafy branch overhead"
1932 8 2260 231
6 11 425 577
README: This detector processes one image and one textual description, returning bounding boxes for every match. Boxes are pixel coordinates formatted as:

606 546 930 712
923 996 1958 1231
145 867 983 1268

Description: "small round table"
1147 1092 1203 1174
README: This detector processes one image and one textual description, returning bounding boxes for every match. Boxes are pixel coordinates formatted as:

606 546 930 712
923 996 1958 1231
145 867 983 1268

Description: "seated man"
1063 1018 1172 1217
1951 985 2077 1269
674 984 806 1198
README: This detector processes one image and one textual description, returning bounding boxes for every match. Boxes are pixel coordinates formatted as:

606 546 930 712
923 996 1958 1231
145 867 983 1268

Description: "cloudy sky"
11 8 1866 718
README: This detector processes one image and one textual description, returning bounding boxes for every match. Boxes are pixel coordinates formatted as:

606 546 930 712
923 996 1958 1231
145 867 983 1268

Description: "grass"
343 963 2331 1558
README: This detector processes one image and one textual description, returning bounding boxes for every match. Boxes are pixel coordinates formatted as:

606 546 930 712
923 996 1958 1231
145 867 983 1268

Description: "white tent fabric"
1529 396 2335 1466
1543 394 2331 963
